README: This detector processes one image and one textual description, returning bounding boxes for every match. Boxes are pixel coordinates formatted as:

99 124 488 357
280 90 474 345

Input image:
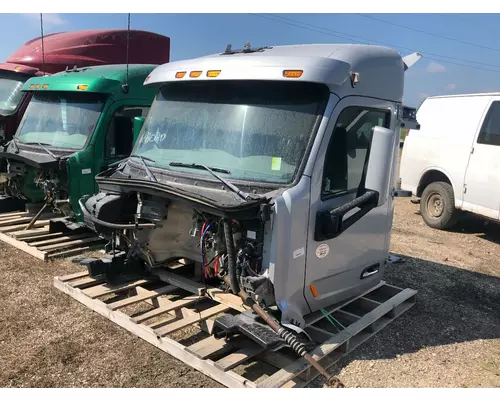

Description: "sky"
1 13 500 107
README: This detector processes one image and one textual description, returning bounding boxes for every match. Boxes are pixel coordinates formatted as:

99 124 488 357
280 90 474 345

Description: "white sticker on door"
81 168 91 175
293 247 305 259
315 243 329 259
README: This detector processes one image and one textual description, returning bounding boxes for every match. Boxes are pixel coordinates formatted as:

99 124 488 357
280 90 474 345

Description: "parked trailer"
56 43 421 386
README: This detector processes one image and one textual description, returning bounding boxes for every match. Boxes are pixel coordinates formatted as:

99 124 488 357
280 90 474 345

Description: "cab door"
462 98 500 220
304 97 398 312
94 100 151 190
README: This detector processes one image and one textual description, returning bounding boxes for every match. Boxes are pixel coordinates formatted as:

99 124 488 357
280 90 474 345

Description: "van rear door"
462 97 500 220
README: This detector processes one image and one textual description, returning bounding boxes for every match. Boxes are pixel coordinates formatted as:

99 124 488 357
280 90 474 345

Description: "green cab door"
94 99 151 191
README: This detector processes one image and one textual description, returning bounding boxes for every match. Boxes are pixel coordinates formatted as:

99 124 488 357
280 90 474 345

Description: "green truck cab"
0 64 157 222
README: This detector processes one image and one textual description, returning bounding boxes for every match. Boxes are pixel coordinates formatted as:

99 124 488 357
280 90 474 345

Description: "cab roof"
22 64 159 99
145 43 408 102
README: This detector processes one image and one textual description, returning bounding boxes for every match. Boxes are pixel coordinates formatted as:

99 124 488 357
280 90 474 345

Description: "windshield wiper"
22 142 59 161
130 154 157 182
169 162 259 201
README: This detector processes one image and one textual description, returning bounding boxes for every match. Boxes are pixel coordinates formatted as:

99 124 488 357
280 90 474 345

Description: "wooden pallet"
0 210 105 261
53 265 417 388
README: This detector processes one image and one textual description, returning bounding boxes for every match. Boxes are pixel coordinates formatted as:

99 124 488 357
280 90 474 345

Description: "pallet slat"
215 343 263 371
132 295 201 324
108 285 178 311
154 303 229 336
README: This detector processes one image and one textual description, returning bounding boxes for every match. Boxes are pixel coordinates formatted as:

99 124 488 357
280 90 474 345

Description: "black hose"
223 219 240 294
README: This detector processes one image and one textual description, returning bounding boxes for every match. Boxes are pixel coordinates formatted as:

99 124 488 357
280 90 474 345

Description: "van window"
478 101 500 146
105 106 150 158
322 106 390 199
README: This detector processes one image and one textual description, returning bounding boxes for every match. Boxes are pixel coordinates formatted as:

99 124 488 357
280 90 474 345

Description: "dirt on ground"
0 198 499 388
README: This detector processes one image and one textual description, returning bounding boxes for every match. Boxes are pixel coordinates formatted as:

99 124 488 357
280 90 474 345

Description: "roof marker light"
175 71 186 79
35 84 41 89
77 84 88 91
42 84 49 89
189 71 202 78
14 66 22 71
207 70 221 78
29 84 35 89
283 70 303 78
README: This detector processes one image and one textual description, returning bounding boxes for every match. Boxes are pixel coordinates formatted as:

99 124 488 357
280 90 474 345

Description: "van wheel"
420 182 458 230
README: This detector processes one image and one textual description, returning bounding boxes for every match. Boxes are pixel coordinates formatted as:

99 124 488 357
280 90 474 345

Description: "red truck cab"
0 29 170 143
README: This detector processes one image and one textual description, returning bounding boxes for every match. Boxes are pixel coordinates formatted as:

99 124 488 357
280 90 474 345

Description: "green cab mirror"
133 117 145 145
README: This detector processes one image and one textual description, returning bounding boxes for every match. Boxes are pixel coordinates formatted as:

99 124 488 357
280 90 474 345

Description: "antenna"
40 13 45 76
122 13 131 94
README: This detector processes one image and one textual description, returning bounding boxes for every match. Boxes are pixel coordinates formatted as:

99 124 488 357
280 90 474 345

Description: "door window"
478 101 500 146
104 106 150 158
321 107 390 199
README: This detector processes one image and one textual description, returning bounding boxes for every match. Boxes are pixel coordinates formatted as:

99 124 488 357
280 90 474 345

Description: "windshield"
132 81 329 184
16 91 106 150
0 71 28 115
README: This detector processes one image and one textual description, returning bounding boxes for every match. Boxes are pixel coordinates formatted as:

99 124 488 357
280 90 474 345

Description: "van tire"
420 182 458 230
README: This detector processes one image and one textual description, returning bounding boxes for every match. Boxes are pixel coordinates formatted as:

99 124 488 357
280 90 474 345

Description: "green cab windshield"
0 71 28 115
132 81 329 184
16 91 106 150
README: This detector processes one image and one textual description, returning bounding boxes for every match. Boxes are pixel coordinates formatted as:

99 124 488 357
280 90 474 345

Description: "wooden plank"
0 214 52 227
215 343 263 371
0 230 47 260
58 271 90 282
187 336 236 360
107 285 178 311
156 269 248 313
257 288 418 388
69 276 105 289
155 269 206 295
53 276 255 388
19 232 63 242
38 236 103 251
47 245 101 259
29 232 94 247
0 220 49 233
10 227 50 238
154 303 229 337
83 279 151 299
0 211 29 219
132 295 201 324
257 352 296 370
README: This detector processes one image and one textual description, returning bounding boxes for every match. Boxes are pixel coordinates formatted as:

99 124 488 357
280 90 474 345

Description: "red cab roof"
2 29 170 76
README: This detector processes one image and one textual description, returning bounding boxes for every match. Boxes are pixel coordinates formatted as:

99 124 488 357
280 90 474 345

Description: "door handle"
361 269 379 279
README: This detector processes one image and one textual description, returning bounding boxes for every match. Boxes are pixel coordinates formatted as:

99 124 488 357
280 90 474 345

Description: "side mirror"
364 126 396 207
133 117 145 145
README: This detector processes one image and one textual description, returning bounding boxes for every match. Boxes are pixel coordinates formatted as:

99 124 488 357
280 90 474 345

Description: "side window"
105 106 150 158
322 106 390 199
478 101 500 146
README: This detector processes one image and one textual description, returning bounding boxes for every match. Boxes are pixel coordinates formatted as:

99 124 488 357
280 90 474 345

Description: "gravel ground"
0 198 499 388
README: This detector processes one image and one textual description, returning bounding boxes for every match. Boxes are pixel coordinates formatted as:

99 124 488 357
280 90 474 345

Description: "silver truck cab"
80 43 420 333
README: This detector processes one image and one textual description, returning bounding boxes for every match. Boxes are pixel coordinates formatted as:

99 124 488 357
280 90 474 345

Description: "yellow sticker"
271 157 282 171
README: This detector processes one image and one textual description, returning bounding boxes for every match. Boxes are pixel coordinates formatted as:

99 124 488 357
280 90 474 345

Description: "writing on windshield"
133 81 329 184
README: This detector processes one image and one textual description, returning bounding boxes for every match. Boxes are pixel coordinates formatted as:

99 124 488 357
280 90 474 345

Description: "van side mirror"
364 126 396 207
133 117 145 145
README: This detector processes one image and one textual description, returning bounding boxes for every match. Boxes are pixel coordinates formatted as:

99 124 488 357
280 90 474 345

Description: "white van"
400 92 500 229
